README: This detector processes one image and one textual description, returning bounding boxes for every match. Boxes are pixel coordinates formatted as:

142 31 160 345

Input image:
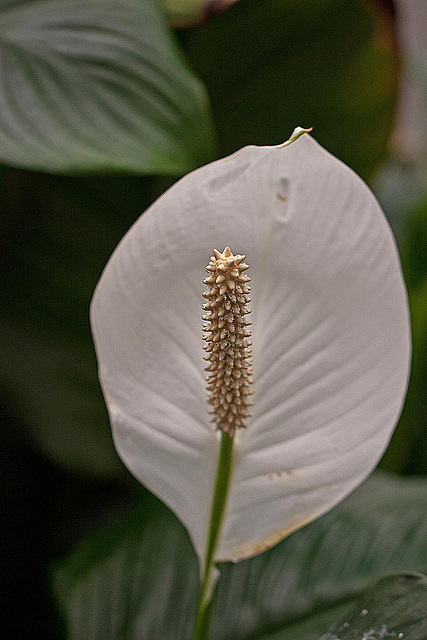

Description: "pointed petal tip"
271 126 314 149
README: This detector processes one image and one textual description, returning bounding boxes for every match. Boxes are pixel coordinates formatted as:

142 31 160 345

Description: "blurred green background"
0 0 426 638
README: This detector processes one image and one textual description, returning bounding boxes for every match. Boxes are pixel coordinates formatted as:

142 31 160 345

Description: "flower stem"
191 431 234 640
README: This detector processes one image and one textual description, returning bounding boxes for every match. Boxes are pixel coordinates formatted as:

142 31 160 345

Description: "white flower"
91 130 411 566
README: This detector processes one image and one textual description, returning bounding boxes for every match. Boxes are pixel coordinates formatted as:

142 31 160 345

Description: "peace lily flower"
91 129 410 581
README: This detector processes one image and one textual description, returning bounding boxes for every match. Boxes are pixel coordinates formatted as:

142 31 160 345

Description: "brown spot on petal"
267 469 296 480
226 519 312 562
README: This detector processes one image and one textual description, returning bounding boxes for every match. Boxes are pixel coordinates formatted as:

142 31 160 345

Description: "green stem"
191 431 234 640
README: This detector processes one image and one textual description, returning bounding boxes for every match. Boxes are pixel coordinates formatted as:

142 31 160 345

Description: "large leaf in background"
262 573 427 640
53 473 427 640
0 169 169 478
380 194 427 475
178 0 397 181
0 0 215 174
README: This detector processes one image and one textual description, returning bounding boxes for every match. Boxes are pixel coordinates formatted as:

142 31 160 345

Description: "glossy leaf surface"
262 573 427 640
53 473 427 640
0 0 214 174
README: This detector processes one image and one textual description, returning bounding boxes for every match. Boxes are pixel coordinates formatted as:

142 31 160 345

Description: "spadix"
203 247 253 436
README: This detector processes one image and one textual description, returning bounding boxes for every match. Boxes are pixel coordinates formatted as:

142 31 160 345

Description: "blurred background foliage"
0 0 426 638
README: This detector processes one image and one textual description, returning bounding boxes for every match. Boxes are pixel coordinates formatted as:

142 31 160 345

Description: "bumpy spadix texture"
203 247 253 435
91 131 411 565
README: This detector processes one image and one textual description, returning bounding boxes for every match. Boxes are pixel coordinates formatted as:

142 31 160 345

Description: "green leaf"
322 573 427 640
178 0 397 181
53 473 427 639
161 0 205 27
0 169 165 478
261 573 427 640
380 194 427 475
0 0 215 174
257 602 351 640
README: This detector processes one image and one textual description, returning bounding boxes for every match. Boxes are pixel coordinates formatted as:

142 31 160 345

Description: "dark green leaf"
321 573 427 640
53 473 427 639
0 0 215 174
179 0 398 181
380 194 427 475
261 573 427 640
0 168 164 478
257 603 351 640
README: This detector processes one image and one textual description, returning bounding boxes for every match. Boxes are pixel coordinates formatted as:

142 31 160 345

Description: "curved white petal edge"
91 129 411 566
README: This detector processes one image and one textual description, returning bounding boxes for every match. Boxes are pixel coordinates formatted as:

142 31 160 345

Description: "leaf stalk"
190 431 234 640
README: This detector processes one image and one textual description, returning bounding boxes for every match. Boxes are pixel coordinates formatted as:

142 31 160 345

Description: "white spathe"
91 131 411 565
